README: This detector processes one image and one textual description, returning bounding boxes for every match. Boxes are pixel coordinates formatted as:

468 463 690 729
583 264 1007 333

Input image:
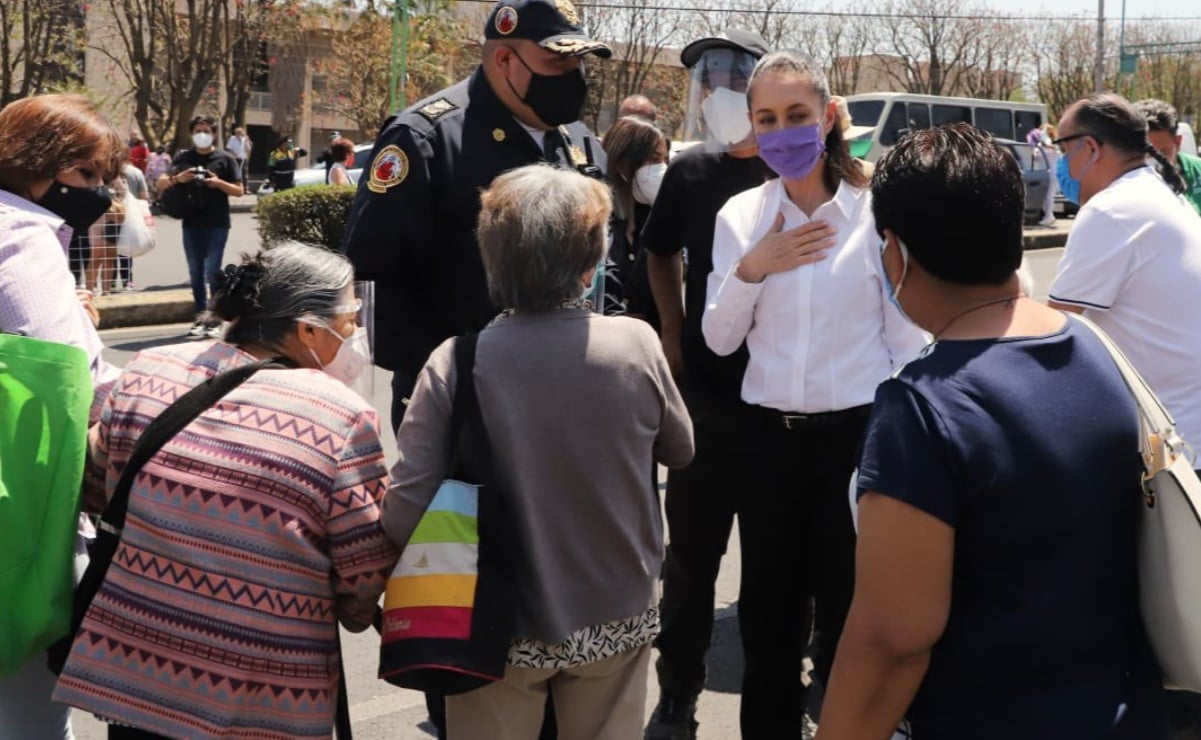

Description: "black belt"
750 403 873 431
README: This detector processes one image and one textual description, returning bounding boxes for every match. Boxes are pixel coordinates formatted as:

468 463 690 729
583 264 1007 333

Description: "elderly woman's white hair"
477 164 612 312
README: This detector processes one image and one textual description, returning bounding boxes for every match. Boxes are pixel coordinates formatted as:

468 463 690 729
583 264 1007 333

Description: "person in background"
1049 92 1201 739
601 115 667 323
315 130 341 184
127 134 148 172
817 122 1168 740
53 243 400 740
85 174 126 294
833 95 875 177
155 115 243 338
1135 98 1201 215
327 136 357 186
383 165 693 739
702 51 926 737
1038 122 1059 226
641 28 771 740
144 145 171 201
114 161 147 291
267 136 307 192
619 94 658 122
0 91 123 740
225 125 253 191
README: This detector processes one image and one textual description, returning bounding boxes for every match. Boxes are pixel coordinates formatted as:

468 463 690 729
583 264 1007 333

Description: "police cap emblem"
368 145 409 194
495 6 518 35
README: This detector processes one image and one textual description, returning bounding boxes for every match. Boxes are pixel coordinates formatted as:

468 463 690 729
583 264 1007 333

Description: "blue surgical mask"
1055 155 1081 205
879 238 912 324
1055 139 1097 205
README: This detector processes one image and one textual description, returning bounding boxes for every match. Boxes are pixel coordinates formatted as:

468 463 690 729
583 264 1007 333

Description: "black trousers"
736 403 871 740
654 381 751 699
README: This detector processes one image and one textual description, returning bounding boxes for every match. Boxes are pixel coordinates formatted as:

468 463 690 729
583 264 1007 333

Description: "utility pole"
1094 0 1105 92
389 0 411 113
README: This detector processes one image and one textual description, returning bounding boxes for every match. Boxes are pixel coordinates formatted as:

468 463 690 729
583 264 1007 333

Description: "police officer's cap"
680 29 771 69
485 0 613 58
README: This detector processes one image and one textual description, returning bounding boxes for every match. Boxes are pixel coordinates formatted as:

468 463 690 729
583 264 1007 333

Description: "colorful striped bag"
379 333 516 694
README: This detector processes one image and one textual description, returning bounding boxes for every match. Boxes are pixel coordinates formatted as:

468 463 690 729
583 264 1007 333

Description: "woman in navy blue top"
816 124 1167 740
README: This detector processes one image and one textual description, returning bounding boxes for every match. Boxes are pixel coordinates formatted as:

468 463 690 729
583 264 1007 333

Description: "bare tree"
90 0 229 149
218 0 307 138
958 15 1023 100
878 0 987 96
1027 19 1106 121
580 0 686 132
0 0 85 107
1120 21 1201 120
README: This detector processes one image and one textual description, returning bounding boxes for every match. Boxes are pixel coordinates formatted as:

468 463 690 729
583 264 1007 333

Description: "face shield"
350 280 375 400
681 48 759 152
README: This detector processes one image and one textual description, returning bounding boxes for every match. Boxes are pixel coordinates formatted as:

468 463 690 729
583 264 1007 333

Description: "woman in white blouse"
701 51 926 736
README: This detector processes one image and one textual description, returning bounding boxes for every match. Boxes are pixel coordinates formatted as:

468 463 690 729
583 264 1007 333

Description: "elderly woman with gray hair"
383 164 694 739
53 243 399 740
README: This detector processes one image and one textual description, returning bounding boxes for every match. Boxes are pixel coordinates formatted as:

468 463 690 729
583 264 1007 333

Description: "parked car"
287 143 374 189
995 138 1051 225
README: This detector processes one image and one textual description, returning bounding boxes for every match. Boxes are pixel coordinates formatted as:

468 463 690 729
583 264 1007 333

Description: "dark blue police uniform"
341 67 603 429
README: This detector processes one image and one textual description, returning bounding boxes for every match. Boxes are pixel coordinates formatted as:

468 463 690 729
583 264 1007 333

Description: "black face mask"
36 180 112 232
506 50 588 127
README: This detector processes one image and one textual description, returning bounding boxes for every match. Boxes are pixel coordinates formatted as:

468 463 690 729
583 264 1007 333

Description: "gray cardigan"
382 309 694 643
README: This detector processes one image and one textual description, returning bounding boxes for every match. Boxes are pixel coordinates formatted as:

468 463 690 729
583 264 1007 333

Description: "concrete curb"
97 288 195 329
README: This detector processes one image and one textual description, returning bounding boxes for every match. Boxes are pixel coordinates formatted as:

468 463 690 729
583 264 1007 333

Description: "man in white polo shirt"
1050 95 1201 733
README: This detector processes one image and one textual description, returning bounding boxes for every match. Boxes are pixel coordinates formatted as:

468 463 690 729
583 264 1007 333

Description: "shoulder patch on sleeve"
367 145 409 194
417 98 458 123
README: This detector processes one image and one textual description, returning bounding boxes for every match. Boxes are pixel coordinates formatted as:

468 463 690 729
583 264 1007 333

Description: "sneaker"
187 321 206 339
644 696 698 740
205 323 225 339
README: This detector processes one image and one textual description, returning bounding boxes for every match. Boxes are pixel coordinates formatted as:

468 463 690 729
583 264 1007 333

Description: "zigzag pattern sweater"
54 340 399 739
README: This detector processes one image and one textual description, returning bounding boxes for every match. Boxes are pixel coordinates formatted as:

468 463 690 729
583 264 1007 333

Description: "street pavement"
71 226 1068 739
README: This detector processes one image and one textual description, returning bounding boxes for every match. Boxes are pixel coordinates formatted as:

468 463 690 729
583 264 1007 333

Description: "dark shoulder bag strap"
447 332 480 477
97 357 282 536
48 357 284 675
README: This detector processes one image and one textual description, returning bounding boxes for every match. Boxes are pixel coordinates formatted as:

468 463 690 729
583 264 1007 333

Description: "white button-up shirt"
702 179 927 413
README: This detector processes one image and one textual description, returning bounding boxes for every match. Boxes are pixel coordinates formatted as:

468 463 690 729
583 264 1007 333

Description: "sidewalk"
95 216 1073 330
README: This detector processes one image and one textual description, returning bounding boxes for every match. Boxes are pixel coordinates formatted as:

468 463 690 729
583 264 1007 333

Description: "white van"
845 93 1048 162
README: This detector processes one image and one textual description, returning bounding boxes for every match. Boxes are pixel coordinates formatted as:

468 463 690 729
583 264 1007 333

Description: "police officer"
341 0 610 434
641 29 772 740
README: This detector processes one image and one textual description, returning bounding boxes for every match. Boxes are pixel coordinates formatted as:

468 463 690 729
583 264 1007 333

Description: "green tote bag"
0 333 93 676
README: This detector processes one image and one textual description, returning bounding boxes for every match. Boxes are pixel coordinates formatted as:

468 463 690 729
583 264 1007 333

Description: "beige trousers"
445 643 652 740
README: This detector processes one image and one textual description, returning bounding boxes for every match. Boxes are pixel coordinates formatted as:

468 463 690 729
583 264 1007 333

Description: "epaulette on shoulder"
416 98 459 124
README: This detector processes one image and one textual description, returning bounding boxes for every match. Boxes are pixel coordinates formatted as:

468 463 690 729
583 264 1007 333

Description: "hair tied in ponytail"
214 259 266 320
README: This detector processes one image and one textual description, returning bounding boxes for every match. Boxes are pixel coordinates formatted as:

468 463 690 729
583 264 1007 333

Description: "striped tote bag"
379 333 516 694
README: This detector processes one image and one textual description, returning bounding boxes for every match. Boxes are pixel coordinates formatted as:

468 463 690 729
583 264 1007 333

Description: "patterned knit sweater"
54 341 399 739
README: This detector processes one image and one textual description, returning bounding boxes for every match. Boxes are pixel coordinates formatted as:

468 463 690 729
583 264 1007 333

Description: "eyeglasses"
1051 133 1094 154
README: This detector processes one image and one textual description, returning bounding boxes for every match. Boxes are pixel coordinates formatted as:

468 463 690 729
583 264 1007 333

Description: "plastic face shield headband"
682 48 758 148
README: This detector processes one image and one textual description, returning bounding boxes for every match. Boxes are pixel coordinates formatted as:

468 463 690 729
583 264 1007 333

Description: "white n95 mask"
701 87 752 147
632 163 667 205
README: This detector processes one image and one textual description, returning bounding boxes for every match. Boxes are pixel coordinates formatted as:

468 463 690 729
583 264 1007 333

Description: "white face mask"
701 87 752 146
305 323 372 388
632 162 667 205
192 132 214 150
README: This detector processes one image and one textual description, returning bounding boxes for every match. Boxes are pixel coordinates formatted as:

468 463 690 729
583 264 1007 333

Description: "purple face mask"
756 124 826 181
